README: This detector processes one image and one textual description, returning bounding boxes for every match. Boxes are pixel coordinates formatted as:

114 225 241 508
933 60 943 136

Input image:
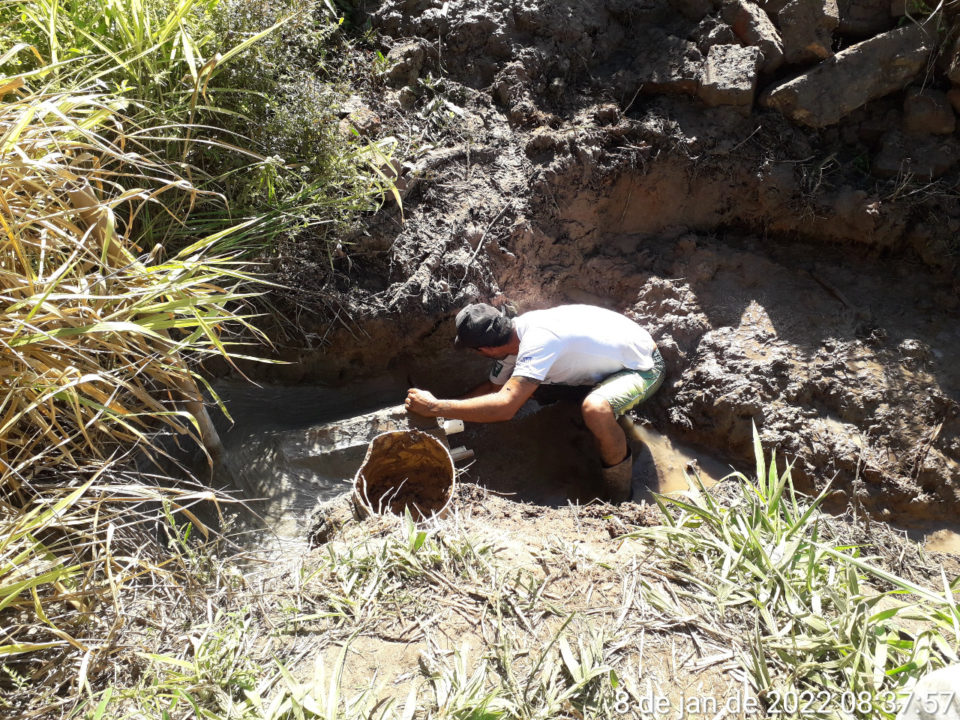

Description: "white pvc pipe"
442 418 465 435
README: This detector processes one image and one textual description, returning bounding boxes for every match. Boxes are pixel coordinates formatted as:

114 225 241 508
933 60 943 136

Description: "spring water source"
206 378 960 555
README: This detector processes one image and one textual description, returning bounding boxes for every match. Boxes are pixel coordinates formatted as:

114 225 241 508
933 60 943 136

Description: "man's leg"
581 394 628 466
583 352 666 464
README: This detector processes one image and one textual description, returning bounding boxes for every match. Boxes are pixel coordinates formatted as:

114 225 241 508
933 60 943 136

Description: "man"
405 303 665 500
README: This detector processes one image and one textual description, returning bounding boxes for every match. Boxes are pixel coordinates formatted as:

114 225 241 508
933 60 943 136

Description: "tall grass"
0 467 227 714
628 426 960 718
0 0 400 713
2 0 401 256
0 86 268 468
0 80 264 714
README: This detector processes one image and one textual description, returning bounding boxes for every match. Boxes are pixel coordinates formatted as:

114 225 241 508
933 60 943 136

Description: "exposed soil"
288 483 760 714
228 0 960 536
291 481 960 713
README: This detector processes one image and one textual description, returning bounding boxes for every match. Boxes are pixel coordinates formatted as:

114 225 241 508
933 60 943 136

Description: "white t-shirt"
488 305 656 386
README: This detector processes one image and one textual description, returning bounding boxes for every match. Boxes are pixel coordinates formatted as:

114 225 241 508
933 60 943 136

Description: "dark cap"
454 303 512 349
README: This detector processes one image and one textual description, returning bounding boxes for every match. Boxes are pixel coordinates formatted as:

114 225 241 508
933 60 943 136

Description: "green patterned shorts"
589 348 665 416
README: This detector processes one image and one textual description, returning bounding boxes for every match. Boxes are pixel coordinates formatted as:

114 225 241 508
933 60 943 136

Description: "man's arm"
460 380 501 399
406 376 540 422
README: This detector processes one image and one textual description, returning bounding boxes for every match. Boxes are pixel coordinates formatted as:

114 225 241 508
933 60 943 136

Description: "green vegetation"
82 512 621 719
64 447 958 720
2 0 399 250
2 1 956 718
630 427 959 718
0 0 400 714
0 86 263 467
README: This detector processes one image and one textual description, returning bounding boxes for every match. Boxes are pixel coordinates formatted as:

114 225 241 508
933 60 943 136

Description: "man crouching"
405 303 665 501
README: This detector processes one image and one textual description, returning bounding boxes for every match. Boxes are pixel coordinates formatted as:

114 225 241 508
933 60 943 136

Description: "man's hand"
404 376 538 423
406 388 442 417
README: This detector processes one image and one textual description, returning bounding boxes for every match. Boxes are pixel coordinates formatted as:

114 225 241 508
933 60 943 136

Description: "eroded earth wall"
263 0 960 525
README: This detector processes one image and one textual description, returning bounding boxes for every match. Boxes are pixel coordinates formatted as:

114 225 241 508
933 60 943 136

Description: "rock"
722 0 785 72
836 0 893 35
338 94 366 117
386 40 428 86
898 338 931 364
760 22 933 127
375 10 403 34
397 86 417 110
896 664 960 719
778 0 839 64
338 107 381 137
903 88 956 135
624 29 704 95
948 88 960 115
593 103 621 124
419 4 451 35
872 130 959 179
698 44 762 107
760 0 792 16
691 15 738 54
492 60 533 107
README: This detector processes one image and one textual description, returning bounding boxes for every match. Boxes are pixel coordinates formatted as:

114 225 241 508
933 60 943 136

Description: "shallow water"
628 422 730 496
208 378 406 538
207 379 960 555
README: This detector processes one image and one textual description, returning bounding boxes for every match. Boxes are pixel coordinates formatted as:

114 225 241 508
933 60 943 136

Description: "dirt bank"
241 0 960 528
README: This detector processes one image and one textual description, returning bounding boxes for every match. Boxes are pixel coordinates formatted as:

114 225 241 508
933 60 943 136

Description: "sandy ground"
223 480 959 718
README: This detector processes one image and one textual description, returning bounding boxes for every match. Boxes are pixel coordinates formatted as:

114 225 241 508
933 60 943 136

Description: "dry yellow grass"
0 79 266 713
0 85 266 477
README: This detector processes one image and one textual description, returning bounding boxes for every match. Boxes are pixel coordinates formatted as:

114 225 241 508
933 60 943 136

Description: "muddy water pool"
207 379 960 555
208 378 404 538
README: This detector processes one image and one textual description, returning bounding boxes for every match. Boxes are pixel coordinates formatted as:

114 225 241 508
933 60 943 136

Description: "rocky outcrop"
760 23 934 127
722 0 785 72
698 44 762 107
903 88 957 135
386 40 431 86
618 30 704 96
835 0 893 35
777 0 839 64
760 0 792 16
692 15 738 54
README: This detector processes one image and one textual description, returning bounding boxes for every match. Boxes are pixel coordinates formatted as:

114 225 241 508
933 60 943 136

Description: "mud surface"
211 385 724 538
231 1 960 537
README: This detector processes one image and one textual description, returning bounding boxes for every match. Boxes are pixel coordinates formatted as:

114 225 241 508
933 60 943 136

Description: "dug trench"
211 230 960 552
206 0 959 553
